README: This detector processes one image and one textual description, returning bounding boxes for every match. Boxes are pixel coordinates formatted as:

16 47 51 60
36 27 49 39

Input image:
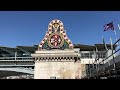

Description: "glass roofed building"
0 43 116 79
0 19 118 79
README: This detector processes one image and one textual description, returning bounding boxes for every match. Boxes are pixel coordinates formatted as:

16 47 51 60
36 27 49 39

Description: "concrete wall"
34 61 81 79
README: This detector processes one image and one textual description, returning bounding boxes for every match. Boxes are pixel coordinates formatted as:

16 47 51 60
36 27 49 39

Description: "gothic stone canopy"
38 19 73 50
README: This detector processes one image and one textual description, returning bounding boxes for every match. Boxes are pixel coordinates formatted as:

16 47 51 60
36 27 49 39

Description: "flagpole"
94 45 99 78
110 37 116 78
113 25 120 55
113 30 119 46
88 60 91 78
103 21 117 78
102 36 108 51
117 24 120 56
117 24 120 45
92 58 94 77
113 21 120 51
94 46 98 78
118 24 120 31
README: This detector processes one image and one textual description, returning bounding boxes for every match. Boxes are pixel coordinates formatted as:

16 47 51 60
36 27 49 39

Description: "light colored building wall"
34 61 81 79
33 48 110 79
32 49 81 79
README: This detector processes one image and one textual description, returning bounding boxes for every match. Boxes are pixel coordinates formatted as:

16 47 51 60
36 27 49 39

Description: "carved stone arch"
38 19 73 50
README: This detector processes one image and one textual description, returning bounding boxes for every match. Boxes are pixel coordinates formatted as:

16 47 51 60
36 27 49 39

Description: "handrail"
99 48 120 64
85 38 120 79
92 38 120 65
0 57 34 60
113 38 120 46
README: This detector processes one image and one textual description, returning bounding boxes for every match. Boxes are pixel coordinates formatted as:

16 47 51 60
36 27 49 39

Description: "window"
84 53 89 58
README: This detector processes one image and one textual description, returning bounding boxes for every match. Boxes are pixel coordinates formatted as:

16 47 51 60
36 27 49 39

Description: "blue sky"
0 11 120 47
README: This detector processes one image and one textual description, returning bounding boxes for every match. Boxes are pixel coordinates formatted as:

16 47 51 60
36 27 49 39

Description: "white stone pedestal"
32 49 81 79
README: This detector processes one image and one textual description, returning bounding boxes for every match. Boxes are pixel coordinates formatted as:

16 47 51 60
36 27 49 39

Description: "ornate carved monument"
32 19 81 79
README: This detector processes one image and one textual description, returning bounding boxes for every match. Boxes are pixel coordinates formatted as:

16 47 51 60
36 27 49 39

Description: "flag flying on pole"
102 36 108 51
104 21 114 31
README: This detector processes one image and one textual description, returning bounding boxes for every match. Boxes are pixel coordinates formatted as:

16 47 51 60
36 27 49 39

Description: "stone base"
34 61 81 79
32 49 81 79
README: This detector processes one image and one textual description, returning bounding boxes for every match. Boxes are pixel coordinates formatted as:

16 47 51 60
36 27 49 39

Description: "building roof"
74 44 116 51
73 44 94 51
0 43 117 57
16 46 37 53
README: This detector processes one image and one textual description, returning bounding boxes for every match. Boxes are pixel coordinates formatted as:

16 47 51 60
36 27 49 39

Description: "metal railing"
83 38 120 79
0 57 34 67
0 57 34 60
